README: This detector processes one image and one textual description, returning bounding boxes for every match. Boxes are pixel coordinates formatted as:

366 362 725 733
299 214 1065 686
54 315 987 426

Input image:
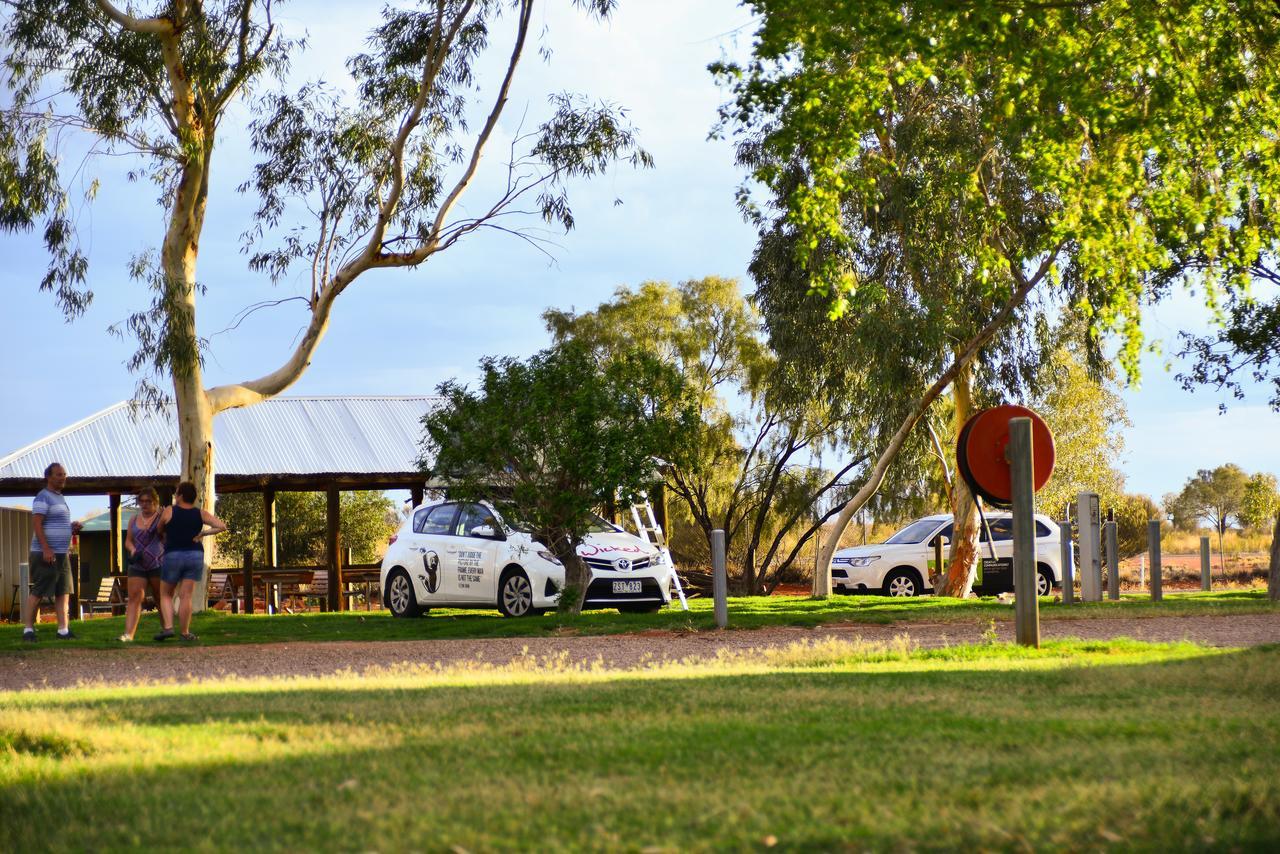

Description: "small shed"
0 506 34 618
0 396 441 613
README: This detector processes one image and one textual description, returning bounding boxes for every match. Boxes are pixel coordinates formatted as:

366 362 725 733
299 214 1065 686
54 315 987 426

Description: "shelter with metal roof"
0 396 440 614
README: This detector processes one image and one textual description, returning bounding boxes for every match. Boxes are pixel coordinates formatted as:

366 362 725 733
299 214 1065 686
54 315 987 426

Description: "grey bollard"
1200 536 1211 592
1148 519 1163 602
1009 418 1039 647
1077 492 1102 602
711 528 728 629
1059 520 1074 605
1105 520 1120 600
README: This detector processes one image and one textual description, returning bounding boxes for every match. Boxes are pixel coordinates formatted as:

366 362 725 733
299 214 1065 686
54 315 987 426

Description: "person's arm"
156 507 171 537
33 514 53 562
195 508 228 540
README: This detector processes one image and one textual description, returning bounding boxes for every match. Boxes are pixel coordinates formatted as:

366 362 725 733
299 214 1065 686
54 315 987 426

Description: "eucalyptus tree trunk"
938 360 980 597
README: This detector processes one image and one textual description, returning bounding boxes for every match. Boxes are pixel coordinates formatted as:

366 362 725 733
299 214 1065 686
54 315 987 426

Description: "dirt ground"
4 611 1278 693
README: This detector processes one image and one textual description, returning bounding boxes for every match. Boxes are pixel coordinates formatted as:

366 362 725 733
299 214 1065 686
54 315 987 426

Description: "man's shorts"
29 552 73 598
161 551 205 585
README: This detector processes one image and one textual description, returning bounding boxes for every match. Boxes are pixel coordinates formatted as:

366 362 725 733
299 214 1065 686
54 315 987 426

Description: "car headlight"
537 550 562 565
649 551 666 566
834 555 880 568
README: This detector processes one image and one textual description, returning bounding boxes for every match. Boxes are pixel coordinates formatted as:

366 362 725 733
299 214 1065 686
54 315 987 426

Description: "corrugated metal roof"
0 396 443 480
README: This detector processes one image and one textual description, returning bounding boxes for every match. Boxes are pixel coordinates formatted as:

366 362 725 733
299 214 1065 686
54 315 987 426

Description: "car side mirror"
469 524 503 540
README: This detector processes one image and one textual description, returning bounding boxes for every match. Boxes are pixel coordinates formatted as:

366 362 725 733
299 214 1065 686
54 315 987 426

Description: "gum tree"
714 0 1280 594
0 1 649 603
419 341 700 614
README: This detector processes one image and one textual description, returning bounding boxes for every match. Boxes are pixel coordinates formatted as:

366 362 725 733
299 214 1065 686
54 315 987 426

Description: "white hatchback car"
380 499 673 618
831 512 1063 597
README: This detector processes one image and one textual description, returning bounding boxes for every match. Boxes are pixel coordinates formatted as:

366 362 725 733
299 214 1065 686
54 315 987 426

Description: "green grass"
2 638 1278 851
3 589 1275 652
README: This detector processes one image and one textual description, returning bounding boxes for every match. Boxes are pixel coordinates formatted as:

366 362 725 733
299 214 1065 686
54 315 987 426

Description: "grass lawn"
1 589 1275 652
2 638 1277 851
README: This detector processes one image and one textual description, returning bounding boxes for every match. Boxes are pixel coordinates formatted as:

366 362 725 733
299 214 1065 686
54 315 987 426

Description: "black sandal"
153 627 175 642
180 632 199 642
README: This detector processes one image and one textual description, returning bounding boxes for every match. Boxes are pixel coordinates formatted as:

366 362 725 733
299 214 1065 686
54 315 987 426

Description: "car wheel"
618 603 663 614
882 568 922 598
498 569 535 618
1037 566 1054 597
385 569 422 619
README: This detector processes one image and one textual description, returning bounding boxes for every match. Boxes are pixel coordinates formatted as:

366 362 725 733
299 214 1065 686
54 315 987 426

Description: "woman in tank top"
120 487 165 642
154 481 227 642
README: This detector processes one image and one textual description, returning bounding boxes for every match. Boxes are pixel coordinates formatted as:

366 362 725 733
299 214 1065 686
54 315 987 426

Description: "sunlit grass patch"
1 639 1276 851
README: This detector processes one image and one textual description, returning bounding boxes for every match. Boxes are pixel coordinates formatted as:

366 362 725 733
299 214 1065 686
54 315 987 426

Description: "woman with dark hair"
155 481 227 642
119 487 164 642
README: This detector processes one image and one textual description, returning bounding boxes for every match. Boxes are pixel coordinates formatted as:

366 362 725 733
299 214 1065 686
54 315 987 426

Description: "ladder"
629 499 688 610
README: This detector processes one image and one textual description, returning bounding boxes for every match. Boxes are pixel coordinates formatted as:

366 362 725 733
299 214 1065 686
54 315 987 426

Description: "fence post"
1148 520 1163 602
711 529 728 629
1200 536 1211 592
242 548 255 615
1077 492 1102 602
1008 419 1039 647
1059 518 1074 605
1105 520 1120 600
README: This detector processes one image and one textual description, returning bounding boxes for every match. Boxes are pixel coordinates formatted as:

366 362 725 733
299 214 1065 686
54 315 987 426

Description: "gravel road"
4 612 1278 692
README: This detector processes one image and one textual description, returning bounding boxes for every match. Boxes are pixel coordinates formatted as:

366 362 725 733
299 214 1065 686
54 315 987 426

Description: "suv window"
984 517 1013 541
455 504 498 538
415 503 457 535
1035 520 1052 538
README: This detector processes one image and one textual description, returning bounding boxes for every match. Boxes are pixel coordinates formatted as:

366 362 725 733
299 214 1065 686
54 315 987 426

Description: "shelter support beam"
327 488 344 611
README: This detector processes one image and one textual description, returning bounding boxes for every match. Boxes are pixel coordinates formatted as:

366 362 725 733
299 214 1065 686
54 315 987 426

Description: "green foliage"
214 490 398 567
1241 472 1280 531
1113 493 1162 560
1170 464 1251 536
546 277 866 592
419 340 700 612
1178 293 1280 411
714 1 1280 380
1032 342 1130 516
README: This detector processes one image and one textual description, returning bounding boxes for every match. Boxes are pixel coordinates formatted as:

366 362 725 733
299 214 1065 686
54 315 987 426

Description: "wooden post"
242 547 255 615
262 488 278 571
1008 418 1039 648
327 487 344 612
932 534 945 588
109 493 122 576
1105 520 1120 600
1059 516 1074 606
410 485 424 509
1200 536 1211 592
711 528 728 629
1148 519 1163 602
1077 492 1102 602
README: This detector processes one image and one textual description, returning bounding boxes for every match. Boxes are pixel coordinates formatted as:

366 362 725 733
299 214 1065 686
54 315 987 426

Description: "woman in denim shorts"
119 487 165 642
155 481 227 642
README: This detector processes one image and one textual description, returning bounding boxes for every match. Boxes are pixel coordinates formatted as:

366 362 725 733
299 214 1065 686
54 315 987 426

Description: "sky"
0 0 1276 517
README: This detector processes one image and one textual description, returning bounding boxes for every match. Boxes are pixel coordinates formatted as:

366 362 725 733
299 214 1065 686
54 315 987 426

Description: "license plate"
612 580 643 594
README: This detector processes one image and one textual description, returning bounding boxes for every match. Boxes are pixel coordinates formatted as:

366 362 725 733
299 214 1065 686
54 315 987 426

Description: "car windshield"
499 507 618 535
883 518 943 545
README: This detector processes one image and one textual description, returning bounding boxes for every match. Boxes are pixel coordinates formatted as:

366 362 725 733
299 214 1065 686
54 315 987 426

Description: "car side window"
1035 520 1052 538
412 508 431 534
935 522 954 541
985 518 1014 542
455 504 497 538
419 504 458 536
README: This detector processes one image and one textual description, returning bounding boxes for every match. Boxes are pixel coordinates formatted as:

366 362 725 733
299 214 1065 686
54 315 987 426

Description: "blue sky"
1 0 1276 516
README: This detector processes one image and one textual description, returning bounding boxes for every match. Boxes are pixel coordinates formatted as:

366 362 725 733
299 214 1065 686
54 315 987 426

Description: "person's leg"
54 593 70 633
157 581 176 633
123 576 147 639
23 593 41 633
177 578 196 635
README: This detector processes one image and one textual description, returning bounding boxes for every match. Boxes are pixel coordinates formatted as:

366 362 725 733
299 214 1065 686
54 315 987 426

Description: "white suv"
831 512 1063 597
380 499 673 618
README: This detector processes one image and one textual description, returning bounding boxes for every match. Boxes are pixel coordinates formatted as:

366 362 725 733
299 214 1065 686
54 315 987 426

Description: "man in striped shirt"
23 462 83 642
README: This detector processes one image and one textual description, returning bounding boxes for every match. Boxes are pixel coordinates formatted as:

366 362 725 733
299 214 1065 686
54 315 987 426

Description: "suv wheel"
1036 566 1054 597
499 569 535 618
883 568 922 598
385 569 422 618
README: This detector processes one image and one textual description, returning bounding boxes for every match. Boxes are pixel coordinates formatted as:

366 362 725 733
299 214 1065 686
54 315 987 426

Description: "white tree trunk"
940 361 980 597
